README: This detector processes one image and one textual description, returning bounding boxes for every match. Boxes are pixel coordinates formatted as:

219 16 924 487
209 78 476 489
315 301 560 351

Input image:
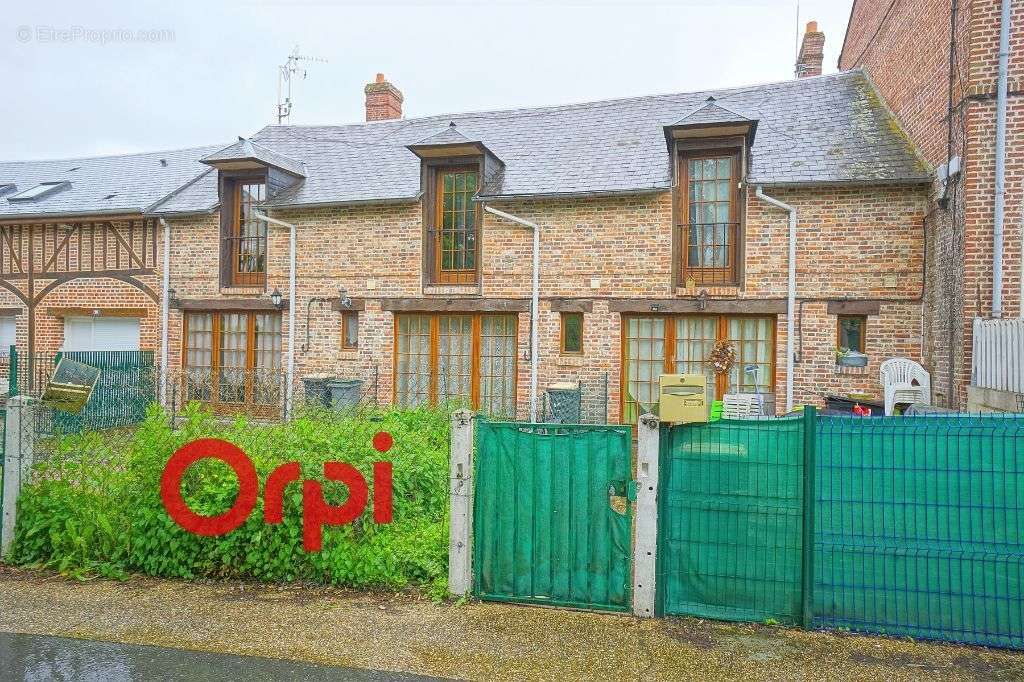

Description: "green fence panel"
815 415 1024 649
658 417 805 623
473 419 633 612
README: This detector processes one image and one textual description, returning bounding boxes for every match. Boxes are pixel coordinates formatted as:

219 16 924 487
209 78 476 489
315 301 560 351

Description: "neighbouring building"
841 0 1023 410
0 25 934 421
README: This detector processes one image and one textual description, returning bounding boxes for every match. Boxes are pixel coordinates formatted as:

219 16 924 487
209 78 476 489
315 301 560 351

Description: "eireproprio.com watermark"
16 25 175 45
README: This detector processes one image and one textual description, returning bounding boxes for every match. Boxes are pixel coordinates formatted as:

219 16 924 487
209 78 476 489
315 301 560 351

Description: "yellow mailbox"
658 374 708 424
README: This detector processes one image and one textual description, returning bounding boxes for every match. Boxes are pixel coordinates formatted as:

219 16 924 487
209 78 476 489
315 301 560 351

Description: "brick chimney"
795 21 825 78
364 73 403 121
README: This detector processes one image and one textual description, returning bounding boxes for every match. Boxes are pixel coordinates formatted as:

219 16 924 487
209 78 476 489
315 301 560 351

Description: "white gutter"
482 205 540 423
158 218 171 407
993 0 1012 318
755 186 797 413
254 211 297 418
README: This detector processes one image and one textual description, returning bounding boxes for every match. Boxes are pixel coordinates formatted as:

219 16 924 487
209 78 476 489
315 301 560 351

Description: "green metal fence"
473 418 633 612
815 414 1024 649
657 414 810 623
7 348 156 431
657 411 1024 649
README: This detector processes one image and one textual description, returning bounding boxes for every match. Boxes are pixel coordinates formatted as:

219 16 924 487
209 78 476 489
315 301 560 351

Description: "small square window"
342 311 358 350
838 315 866 353
560 312 583 355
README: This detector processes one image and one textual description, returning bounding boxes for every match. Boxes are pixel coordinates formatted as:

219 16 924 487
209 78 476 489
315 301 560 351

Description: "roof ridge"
264 70 859 133
0 143 226 166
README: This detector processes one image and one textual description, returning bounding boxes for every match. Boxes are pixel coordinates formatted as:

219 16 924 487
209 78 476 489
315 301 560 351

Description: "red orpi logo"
160 432 394 552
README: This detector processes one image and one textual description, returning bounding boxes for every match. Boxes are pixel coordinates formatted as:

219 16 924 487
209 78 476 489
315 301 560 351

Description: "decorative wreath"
707 341 736 375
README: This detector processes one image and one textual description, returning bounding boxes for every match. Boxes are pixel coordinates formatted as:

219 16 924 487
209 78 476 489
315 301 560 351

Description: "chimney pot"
365 73 403 121
795 19 825 79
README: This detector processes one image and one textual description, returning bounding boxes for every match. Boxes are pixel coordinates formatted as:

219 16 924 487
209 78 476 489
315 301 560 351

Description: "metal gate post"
1 396 34 559
633 413 660 617
448 409 475 596
801 405 817 629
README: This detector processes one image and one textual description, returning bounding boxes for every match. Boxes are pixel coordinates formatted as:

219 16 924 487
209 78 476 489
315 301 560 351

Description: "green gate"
657 415 809 622
473 419 633 612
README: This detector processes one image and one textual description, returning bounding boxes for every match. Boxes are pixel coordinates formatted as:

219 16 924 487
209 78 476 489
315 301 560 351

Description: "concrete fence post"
2 396 34 559
448 409 475 596
633 413 661 617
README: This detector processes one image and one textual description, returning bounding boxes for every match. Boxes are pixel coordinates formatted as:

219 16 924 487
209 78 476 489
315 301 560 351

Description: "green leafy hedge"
10 404 451 597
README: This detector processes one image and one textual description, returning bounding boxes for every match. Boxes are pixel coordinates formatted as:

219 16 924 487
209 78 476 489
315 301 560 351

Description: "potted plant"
836 346 869 367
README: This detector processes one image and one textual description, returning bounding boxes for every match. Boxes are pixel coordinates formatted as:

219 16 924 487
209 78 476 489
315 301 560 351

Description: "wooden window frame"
560 311 584 355
422 162 482 285
341 311 359 350
393 312 517 411
219 172 268 289
677 148 742 287
182 310 282 415
837 314 867 353
620 313 776 421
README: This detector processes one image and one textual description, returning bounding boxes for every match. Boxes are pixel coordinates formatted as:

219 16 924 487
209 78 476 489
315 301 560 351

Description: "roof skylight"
8 181 70 201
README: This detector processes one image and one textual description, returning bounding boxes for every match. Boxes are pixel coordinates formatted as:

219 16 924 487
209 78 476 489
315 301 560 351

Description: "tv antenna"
276 45 327 125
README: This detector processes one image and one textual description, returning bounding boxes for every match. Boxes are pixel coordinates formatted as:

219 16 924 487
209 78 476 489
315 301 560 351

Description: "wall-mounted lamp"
338 287 352 309
696 289 709 311
271 288 283 308
650 303 662 312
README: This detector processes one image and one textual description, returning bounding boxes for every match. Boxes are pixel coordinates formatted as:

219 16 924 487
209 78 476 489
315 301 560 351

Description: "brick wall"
166 182 926 419
841 0 1024 408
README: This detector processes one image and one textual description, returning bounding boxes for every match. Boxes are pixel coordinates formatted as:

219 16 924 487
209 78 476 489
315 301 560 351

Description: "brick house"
0 25 932 421
0 147 217 391
841 0 1023 409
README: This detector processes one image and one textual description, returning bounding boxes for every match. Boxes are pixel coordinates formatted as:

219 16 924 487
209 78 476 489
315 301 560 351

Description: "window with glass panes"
230 181 267 286
837 315 866 353
679 152 739 285
182 311 282 412
395 313 516 417
622 315 774 423
434 167 480 284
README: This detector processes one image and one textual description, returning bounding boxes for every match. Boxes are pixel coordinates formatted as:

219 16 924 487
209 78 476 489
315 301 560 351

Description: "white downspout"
755 186 797 413
254 211 296 418
158 217 171 407
482 205 540 423
993 0 1012 318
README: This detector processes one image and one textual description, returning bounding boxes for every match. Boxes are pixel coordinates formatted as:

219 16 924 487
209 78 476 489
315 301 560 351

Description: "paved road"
0 633 443 681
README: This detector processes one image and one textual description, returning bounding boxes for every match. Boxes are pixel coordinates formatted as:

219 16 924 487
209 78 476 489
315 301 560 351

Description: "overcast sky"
0 0 853 161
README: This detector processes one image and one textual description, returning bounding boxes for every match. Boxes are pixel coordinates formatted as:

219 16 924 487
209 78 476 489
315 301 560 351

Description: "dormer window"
201 138 305 290
407 123 503 288
680 150 740 286
664 98 757 289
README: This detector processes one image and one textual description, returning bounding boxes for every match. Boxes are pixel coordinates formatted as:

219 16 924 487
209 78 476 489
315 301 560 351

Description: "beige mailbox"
658 374 709 424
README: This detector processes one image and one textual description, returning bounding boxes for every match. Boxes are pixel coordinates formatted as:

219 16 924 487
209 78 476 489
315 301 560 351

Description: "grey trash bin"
302 378 329 407
325 378 363 409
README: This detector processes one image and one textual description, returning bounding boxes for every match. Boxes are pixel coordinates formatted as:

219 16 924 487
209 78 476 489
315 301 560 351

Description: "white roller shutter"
0 316 15 355
63 316 140 352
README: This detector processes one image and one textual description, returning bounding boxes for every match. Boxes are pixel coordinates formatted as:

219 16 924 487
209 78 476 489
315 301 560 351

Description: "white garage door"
64 316 140 352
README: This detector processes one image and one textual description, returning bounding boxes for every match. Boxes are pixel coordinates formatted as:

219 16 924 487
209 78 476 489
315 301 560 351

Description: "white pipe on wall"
755 186 797 414
158 217 171 407
993 0 1013 318
482 205 540 423
254 211 296 417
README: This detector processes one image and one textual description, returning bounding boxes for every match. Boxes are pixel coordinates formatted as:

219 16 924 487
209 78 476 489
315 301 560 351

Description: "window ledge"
834 364 869 376
556 354 586 367
220 286 265 296
423 284 479 297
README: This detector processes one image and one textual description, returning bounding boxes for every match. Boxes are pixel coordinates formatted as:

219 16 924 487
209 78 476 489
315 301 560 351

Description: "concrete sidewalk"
0 567 1021 681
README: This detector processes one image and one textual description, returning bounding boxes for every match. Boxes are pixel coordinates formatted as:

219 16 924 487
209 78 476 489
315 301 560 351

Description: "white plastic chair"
880 358 931 415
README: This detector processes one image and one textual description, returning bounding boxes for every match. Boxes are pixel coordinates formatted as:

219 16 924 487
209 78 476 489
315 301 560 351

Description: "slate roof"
410 123 475 147
202 139 306 177
0 145 221 219
4 69 930 219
